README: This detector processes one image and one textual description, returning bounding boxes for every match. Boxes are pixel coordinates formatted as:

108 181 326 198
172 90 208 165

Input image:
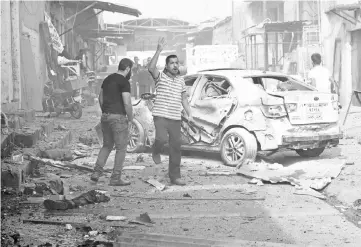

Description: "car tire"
127 118 146 153
220 128 258 167
295 147 325 158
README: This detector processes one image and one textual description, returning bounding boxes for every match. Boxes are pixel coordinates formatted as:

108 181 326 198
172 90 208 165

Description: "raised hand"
157 37 167 52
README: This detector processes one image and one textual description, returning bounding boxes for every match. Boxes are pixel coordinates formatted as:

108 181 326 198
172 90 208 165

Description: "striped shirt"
153 71 186 120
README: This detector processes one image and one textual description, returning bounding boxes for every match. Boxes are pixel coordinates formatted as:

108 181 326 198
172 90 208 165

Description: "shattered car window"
201 76 231 99
184 76 198 99
260 77 313 92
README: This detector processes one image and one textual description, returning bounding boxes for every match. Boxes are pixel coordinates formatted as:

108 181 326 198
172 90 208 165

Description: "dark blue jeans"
94 113 128 177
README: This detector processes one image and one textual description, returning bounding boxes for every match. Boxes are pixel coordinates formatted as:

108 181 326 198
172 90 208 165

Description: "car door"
183 74 236 144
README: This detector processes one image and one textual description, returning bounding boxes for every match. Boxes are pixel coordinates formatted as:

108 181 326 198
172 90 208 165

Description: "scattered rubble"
105 216 128 221
135 154 144 163
38 148 73 161
146 178 166 191
65 224 73 230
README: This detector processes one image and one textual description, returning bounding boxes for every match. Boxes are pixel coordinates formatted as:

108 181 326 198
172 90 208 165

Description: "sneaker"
152 152 161 164
170 178 186 186
43 200 69 210
90 171 102 182
109 178 131 186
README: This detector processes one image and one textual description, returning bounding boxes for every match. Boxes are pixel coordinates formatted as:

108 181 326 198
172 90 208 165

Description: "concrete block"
41 120 54 137
7 116 25 130
1 166 24 191
12 109 36 122
1 132 16 158
56 131 73 149
14 128 41 148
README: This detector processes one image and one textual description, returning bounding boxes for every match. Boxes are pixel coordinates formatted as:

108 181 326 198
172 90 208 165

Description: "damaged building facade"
231 0 361 108
1 0 140 112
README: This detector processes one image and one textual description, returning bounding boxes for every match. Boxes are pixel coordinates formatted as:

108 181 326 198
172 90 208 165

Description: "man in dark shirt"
90 58 134 186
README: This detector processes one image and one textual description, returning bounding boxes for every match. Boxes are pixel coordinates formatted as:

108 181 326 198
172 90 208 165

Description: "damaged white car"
129 68 343 167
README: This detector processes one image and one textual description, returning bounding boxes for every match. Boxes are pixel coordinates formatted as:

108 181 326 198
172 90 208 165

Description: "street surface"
2 106 361 246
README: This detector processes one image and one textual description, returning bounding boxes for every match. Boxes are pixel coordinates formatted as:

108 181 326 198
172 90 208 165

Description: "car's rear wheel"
220 128 258 167
295 147 325 158
127 118 146 153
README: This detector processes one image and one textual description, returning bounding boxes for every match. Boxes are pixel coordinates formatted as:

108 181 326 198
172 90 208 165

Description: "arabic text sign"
186 45 238 73
44 11 64 53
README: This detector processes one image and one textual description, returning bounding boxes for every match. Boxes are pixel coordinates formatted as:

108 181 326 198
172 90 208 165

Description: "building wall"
1 0 13 104
20 1 50 110
212 20 232 45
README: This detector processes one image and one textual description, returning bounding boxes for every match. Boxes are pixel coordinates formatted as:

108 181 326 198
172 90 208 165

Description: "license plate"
307 107 321 113
307 114 323 120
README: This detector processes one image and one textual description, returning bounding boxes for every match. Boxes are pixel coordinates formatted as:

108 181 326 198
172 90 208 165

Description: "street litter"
106 216 128 221
183 193 192 198
353 199 361 210
345 161 355 166
200 171 235 176
129 213 154 227
56 124 67 130
248 178 262 184
123 166 146 171
146 178 166 191
237 158 346 198
88 231 98 237
43 190 110 210
38 149 73 161
65 224 73 230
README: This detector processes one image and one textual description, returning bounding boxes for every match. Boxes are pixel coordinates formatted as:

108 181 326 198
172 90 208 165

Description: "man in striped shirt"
148 37 193 186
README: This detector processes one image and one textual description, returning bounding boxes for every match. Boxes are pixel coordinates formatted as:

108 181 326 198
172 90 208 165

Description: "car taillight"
285 103 297 113
262 104 287 118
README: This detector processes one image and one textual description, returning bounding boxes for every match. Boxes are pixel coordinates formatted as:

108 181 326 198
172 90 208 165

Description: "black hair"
118 58 133 71
311 53 322 65
166 55 178 65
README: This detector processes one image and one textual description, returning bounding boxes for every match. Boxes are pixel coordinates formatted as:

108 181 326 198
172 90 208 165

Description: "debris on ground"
248 178 262 184
353 199 361 210
238 158 346 198
88 231 98 237
123 165 146 170
23 174 65 196
65 224 73 230
38 149 73 161
129 213 154 226
79 134 97 146
136 154 144 163
183 193 192 198
293 186 326 200
43 190 110 210
56 124 67 131
105 216 128 221
146 178 166 191
200 171 235 176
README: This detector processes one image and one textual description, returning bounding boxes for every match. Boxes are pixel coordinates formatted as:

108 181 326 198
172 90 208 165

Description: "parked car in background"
128 68 342 167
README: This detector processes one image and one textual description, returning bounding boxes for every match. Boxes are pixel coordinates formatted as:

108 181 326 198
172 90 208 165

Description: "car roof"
196 68 290 78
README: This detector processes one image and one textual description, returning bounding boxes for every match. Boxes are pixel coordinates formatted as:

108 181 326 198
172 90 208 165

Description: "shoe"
170 178 186 186
90 171 102 182
109 178 131 186
152 152 161 164
44 200 70 210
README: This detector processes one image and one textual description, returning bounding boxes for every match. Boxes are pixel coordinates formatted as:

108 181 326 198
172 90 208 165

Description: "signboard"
44 11 64 53
186 45 238 74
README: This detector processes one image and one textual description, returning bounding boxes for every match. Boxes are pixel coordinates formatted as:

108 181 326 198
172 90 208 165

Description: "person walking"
148 37 193 186
90 58 134 186
308 53 339 94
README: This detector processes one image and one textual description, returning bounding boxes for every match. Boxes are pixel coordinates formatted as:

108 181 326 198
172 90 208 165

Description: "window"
250 76 313 92
184 76 198 99
200 76 231 99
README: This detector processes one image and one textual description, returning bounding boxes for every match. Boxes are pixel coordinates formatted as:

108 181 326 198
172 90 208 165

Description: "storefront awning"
64 1 142 17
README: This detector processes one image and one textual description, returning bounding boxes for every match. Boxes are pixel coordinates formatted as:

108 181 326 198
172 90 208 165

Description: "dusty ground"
2 106 361 247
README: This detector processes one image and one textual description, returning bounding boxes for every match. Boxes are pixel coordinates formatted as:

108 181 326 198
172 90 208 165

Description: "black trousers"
152 116 181 180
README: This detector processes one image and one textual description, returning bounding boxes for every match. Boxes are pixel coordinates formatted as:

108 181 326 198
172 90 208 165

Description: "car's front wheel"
127 118 146 153
220 128 258 167
295 147 325 158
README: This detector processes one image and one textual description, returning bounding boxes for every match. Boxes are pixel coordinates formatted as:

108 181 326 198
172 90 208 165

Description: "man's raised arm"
148 37 167 80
